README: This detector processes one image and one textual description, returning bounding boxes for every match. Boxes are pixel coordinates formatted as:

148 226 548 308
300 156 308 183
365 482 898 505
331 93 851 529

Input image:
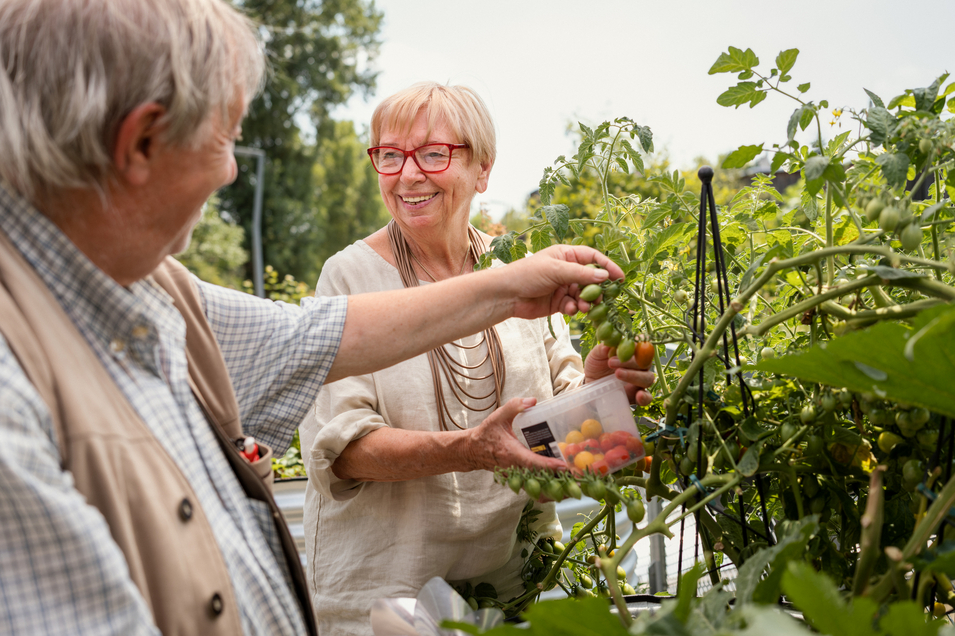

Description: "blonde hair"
369 82 496 168
0 0 266 202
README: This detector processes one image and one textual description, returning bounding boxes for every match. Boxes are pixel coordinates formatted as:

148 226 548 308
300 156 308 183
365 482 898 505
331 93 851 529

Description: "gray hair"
0 0 266 202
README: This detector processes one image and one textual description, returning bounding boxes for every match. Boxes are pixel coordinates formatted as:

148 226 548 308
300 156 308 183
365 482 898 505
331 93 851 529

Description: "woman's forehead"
379 107 458 145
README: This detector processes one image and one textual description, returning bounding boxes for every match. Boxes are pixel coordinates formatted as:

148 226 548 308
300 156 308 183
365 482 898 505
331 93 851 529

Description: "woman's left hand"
464 397 569 473
584 344 655 407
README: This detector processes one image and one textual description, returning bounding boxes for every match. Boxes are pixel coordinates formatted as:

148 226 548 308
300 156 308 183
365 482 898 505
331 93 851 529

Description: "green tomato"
508 474 523 494
917 428 939 450
902 459 923 485
760 347 775 360
563 479 583 500
579 573 593 589
523 478 541 499
877 431 903 454
587 303 609 325
627 499 646 524
580 284 603 302
596 321 618 345
544 479 565 502
806 435 825 456
865 198 885 223
588 480 607 501
920 138 934 155
603 283 621 300
673 289 688 304
900 222 923 251
799 404 817 424
838 389 853 407
802 475 820 499
879 206 900 232
911 407 931 427
616 339 636 364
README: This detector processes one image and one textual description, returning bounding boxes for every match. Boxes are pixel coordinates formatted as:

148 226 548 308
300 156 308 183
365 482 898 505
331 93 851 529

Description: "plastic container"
512 376 644 475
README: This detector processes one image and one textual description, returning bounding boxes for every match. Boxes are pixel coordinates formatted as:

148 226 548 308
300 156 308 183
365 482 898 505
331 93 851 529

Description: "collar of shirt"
0 186 170 377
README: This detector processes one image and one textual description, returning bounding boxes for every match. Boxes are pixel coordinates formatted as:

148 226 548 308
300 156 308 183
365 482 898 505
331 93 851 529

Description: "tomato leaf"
781 561 879 636
540 204 570 241
722 144 764 169
717 82 767 109
735 515 818 606
530 228 552 254
876 152 910 188
797 82 811 93
449 596 630 635
911 540 955 578
709 46 760 74
864 88 885 109
775 48 799 77
755 304 955 419
865 106 894 147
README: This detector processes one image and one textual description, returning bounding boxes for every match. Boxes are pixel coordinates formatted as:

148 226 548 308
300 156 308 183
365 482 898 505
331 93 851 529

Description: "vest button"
178 498 193 521
210 592 224 616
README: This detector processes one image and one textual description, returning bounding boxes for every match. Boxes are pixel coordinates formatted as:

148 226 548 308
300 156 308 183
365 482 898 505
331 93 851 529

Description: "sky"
332 0 955 221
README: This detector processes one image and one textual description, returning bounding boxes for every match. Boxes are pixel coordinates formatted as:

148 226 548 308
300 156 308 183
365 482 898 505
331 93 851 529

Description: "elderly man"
0 0 622 634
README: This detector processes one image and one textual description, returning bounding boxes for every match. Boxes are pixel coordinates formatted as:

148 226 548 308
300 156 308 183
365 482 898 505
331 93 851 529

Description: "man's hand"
498 245 625 320
465 397 567 473
584 343 655 406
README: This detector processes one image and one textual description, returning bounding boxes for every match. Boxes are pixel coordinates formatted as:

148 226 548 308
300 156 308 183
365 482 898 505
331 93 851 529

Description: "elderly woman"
300 82 654 635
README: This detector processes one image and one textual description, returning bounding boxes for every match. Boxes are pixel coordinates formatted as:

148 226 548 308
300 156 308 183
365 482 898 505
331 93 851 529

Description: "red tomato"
598 433 616 453
589 459 610 476
624 436 644 456
609 430 632 447
635 341 655 369
564 442 582 459
581 438 602 454
643 456 652 473
605 445 631 469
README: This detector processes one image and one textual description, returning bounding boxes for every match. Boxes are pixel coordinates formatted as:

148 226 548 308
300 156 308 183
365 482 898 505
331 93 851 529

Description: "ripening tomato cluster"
559 418 644 475
579 278 656 368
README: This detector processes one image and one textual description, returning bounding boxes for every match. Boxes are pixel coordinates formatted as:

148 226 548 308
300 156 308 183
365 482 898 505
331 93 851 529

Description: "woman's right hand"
464 397 568 473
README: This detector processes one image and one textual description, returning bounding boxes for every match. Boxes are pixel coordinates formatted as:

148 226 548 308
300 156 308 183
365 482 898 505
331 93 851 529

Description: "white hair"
0 0 266 202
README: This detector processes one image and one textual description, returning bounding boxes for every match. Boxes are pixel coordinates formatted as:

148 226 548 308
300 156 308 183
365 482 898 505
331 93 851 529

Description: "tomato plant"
470 44 955 634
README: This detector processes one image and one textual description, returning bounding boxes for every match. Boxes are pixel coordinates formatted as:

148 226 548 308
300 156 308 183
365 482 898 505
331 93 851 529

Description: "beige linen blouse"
301 240 585 636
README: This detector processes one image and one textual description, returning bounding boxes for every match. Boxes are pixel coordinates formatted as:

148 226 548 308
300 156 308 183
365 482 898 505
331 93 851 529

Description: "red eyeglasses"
367 143 469 175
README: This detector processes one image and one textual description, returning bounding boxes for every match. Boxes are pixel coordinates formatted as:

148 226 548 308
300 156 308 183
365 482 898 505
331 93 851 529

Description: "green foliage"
756 304 955 419
473 43 955 635
217 0 384 282
272 428 306 479
174 198 248 288
242 265 313 303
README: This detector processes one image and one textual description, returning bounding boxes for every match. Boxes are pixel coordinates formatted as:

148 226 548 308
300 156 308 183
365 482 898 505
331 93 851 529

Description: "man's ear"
112 103 167 186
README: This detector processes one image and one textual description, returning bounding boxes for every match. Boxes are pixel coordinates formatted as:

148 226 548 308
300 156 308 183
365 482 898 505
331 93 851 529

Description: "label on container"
520 421 560 458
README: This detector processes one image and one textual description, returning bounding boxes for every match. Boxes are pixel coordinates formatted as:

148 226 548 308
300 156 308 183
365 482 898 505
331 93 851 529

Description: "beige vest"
0 233 316 636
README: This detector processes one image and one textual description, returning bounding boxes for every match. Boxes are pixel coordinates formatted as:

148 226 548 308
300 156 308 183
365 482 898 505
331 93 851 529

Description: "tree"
303 119 389 284
175 197 248 289
217 0 383 282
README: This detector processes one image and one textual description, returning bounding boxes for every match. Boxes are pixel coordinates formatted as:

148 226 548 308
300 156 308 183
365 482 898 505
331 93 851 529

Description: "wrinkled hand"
584 343 655 406
503 245 625 320
465 397 568 473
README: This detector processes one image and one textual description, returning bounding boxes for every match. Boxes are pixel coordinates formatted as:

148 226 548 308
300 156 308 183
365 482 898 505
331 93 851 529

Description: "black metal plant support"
677 167 773 589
